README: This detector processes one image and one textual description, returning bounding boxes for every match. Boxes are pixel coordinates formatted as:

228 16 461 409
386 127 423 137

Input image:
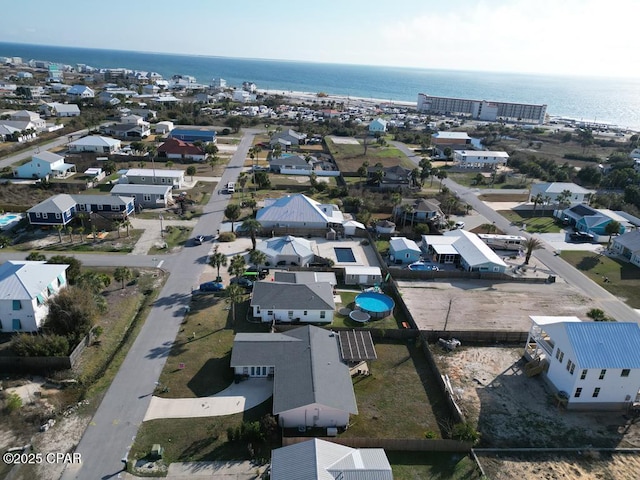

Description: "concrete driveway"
538 232 604 252
143 378 273 421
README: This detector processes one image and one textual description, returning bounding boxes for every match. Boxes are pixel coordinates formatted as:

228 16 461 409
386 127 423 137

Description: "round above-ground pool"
355 292 395 319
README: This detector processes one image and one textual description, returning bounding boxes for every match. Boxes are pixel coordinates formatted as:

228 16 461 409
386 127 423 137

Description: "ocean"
1 42 639 130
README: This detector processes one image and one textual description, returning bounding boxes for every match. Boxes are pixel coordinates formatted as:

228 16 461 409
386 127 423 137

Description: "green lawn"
389 452 482 480
147 224 193 255
498 210 563 233
560 251 640 308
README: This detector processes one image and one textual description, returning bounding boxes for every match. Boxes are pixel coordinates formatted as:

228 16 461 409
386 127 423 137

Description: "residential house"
344 266 383 286
101 116 151 139
368 117 388 134
109 184 173 209
559 204 627 237
269 154 310 174
453 150 509 169
230 325 358 428
525 316 640 410
367 165 412 187
393 198 444 226
9 110 46 131
0 261 69 332
120 168 185 189
270 129 307 147
610 231 640 268
168 128 216 143
66 85 95 99
0 124 22 142
68 136 122 154
26 194 134 227
154 121 174 134
530 182 594 205
256 235 315 267
97 91 121 106
13 151 76 179
157 138 205 162
389 237 422 265
232 90 251 103
250 281 334 324
40 102 81 117
256 194 345 230
422 229 508 272
431 131 472 147
375 219 396 234
270 438 393 480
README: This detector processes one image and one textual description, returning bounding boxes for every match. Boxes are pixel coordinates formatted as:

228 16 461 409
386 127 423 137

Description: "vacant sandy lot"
398 280 595 332
435 346 640 479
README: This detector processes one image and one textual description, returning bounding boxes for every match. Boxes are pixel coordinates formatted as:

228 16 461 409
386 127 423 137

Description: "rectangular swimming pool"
334 247 356 263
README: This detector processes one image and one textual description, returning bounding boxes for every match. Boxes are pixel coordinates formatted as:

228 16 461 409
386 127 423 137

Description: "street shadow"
152 292 191 313
576 255 601 271
146 340 186 360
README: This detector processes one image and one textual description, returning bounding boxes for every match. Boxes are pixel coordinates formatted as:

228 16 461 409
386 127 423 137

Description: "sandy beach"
260 88 416 109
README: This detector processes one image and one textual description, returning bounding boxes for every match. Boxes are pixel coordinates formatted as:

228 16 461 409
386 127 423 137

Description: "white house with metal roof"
453 150 509 169
68 135 122 154
525 316 640 410
256 235 315 267
256 194 345 230
230 326 358 429
250 281 335 323
610 231 640 268
422 230 508 272
368 117 388 133
0 261 69 332
271 438 392 480
120 168 185 189
529 182 594 205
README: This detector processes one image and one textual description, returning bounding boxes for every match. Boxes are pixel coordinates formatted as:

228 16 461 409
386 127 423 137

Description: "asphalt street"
59 129 257 479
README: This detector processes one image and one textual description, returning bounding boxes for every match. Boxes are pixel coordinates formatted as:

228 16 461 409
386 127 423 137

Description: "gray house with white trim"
230 325 358 429
250 281 335 324
109 184 173 209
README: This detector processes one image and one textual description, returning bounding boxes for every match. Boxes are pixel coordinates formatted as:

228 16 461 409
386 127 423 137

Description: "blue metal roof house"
525 316 640 410
168 128 216 143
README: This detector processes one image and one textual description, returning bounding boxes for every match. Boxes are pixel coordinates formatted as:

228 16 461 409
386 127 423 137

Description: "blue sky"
3 0 637 77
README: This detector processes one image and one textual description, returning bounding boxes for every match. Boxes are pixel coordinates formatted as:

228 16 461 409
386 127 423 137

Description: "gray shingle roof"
230 326 358 415
250 281 335 310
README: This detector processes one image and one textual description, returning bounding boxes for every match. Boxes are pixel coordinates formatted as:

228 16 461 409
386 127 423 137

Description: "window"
580 369 587 380
621 369 630 377
267 310 273 317
303 311 307 316
47 284 55 295
143 194 152 202
574 388 582 398
111 205 119 211
599 369 606 380
141 177 146 181
566 360 575 374
288 311 294 319
555 348 561 359
98 204 104 211
35 212 41 218
320 311 326 319
593 387 601 398
12 300 21 310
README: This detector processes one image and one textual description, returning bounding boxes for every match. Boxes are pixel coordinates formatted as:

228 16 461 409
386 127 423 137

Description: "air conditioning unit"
326 427 338 437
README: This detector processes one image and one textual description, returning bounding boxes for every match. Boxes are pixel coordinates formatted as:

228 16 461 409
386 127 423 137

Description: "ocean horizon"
1 41 639 130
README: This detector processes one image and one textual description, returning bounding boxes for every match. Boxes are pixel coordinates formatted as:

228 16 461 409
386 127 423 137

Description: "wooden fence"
0 333 91 373
282 436 472 452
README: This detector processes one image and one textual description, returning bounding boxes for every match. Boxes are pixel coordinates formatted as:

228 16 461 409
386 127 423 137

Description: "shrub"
4 392 22 413
587 308 611 322
11 333 70 357
451 422 481 444
218 232 236 242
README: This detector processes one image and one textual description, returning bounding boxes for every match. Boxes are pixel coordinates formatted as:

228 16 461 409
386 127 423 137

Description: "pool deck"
313 239 381 268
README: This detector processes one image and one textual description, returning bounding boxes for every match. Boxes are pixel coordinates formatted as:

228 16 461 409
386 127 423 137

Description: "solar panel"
338 330 377 362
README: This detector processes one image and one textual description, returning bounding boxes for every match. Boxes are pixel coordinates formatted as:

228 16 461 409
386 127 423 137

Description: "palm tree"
523 237 543 264
401 203 414 228
77 226 85 242
228 254 246 279
371 168 384 187
114 266 132 289
556 189 572 210
443 147 453 164
436 170 448 190
66 226 74 243
531 193 544 214
249 249 267 270
226 284 245 323
224 204 241 233
604 220 621 248
357 165 368 188
241 218 262 250
208 245 228 279
122 218 132 237
272 144 282 160
55 224 64 243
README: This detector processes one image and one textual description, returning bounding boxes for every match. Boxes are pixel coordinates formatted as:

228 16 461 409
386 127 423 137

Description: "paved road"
60 129 258 480
0 128 89 169
393 141 640 322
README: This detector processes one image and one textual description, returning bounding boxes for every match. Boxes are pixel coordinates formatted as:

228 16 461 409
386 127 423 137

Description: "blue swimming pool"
355 292 395 319
408 262 439 271
0 213 21 228
334 247 356 263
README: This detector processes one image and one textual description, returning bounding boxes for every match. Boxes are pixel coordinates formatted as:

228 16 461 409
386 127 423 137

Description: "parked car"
246 266 269 279
569 231 594 242
200 281 224 292
230 277 253 289
194 235 205 245
454 221 465 229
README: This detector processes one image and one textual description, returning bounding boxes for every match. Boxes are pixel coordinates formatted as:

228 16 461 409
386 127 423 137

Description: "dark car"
569 231 595 242
199 281 224 292
230 277 253 289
